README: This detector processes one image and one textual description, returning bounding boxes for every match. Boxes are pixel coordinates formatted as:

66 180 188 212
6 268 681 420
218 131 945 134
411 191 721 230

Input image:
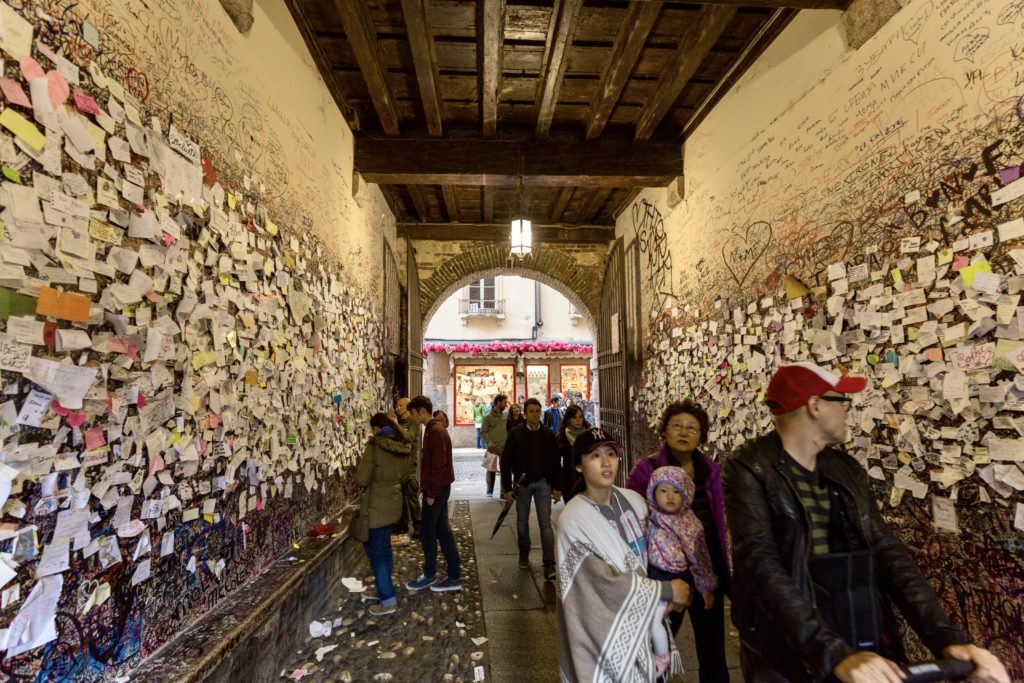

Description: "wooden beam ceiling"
334 0 400 136
673 0 845 7
635 4 737 141
401 0 443 137
398 222 614 244
535 0 584 138
480 0 504 138
585 1 663 141
355 138 682 187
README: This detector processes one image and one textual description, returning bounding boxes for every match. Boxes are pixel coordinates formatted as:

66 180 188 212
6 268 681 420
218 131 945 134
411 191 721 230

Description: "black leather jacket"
724 432 969 682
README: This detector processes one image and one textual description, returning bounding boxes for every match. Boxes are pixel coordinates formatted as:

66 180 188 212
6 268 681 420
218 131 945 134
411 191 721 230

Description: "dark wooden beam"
482 186 495 222
535 0 584 138
398 222 614 244
611 188 643 220
548 187 573 223
668 0 844 7
355 138 682 187
634 5 737 141
401 0 444 136
335 0 401 136
585 1 663 141
442 185 460 222
480 0 505 138
283 1 359 129
580 187 613 224
408 186 430 223
378 185 409 222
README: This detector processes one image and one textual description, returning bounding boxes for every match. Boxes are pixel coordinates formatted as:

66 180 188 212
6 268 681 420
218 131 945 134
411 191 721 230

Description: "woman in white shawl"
556 428 690 683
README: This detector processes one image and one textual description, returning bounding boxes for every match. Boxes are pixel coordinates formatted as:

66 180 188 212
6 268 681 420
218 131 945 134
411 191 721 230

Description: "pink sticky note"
288 670 306 681
0 78 31 107
73 89 99 115
19 56 45 81
46 70 69 108
1000 166 1021 185
67 412 86 428
85 426 106 451
951 255 969 271
162 232 177 246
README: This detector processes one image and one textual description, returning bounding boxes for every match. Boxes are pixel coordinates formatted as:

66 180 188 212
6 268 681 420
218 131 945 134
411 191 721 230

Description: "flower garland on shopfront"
422 341 594 356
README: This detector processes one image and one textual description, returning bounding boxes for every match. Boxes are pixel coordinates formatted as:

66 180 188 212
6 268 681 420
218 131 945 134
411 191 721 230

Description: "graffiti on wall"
631 198 675 320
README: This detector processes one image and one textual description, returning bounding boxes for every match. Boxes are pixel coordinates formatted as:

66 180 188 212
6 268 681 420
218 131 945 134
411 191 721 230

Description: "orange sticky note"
927 348 943 362
36 286 91 323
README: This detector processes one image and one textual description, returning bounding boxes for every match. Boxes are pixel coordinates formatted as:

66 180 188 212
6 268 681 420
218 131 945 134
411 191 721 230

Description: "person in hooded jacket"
356 412 414 616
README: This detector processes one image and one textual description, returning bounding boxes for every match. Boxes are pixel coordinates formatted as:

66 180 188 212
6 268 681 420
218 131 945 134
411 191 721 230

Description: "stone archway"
417 241 603 334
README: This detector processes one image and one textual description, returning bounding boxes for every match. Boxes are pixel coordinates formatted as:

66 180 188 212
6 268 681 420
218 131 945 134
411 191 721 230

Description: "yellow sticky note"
191 351 217 370
227 193 237 210
891 268 903 283
936 247 953 265
0 108 45 150
959 260 992 287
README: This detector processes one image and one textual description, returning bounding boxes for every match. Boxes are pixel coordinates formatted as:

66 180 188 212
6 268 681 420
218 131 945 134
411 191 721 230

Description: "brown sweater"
420 418 455 498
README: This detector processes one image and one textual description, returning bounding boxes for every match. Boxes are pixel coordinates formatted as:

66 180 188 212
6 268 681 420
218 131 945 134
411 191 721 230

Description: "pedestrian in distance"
542 393 565 433
392 396 422 546
556 428 686 683
356 413 414 616
505 403 525 432
473 396 487 448
726 361 1009 683
626 399 731 683
481 394 509 497
501 397 562 581
432 409 449 428
555 404 590 504
404 395 462 593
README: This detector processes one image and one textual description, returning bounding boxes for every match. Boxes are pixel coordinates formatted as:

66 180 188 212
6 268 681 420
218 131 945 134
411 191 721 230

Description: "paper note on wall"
35 286 90 323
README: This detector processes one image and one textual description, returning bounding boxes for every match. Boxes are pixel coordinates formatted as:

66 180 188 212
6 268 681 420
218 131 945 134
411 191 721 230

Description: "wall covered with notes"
0 0 393 679
620 0 1024 673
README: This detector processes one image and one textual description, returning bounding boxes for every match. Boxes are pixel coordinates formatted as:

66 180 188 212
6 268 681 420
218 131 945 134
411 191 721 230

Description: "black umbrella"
490 474 525 539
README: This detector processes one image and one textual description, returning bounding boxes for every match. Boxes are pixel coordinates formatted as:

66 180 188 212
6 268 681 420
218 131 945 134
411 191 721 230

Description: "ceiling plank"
535 0 585 138
580 187 613 224
634 4 737 141
355 138 682 187
585 1 663 141
398 222 614 244
482 186 495 222
480 0 505 138
548 187 573 223
664 0 845 7
408 185 430 223
335 0 401 136
400 0 444 136
442 185 460 222
611 187 643 220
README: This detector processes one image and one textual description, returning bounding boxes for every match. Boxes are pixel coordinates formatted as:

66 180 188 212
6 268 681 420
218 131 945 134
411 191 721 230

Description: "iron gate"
406 242 424 397
624 239 655 459
598 238 631 485
382 239 402 402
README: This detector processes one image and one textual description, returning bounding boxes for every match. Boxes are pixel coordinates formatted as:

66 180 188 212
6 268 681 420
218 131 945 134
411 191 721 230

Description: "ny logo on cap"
591 428 608 440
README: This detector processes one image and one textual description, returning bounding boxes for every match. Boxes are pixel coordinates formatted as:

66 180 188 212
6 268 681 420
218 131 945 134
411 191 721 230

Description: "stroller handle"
901 658 975 683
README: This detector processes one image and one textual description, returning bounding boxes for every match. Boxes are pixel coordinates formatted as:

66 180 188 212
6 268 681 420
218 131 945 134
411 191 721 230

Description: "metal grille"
624 240 655 460
382 239 402 399
407 242 424 397
597 238 631 486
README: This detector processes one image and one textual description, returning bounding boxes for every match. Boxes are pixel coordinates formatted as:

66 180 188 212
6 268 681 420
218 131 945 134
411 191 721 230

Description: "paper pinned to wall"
5 574 61 657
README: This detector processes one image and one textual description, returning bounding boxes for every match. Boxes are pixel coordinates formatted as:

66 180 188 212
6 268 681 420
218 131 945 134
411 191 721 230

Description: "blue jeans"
516 480 554 566
476 426 484 448
420 486 460 580
364 525 396 606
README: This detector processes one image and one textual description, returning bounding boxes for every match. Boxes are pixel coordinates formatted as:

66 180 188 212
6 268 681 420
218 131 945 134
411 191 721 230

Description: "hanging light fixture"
509 149 532 257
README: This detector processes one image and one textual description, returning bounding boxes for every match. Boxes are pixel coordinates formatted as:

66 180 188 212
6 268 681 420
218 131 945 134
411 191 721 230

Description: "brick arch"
419 243 600 337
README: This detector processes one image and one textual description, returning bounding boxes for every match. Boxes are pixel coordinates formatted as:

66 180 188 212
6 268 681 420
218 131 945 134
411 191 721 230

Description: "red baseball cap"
764 362 866 415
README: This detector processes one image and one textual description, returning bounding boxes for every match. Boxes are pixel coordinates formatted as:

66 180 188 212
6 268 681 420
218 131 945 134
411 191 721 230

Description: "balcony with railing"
459 298 505 319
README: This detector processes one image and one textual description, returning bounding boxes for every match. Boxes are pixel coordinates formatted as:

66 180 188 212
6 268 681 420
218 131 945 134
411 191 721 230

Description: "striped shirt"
787 455 831 556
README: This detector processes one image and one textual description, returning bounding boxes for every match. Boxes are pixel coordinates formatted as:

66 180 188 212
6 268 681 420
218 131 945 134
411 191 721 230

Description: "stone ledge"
128 512 364 683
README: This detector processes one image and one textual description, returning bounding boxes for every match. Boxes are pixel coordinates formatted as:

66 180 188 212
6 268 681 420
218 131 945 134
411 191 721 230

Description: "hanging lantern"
510 218 532 257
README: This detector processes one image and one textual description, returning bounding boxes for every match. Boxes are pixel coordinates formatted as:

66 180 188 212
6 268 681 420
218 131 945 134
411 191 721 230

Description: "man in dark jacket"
392 396 421 544
725 362 1008 683
502 397 562 581
404 395 461 593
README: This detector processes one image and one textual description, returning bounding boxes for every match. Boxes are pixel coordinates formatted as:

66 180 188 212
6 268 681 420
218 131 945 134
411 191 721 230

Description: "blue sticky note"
82 20 100 50
885 350 898 367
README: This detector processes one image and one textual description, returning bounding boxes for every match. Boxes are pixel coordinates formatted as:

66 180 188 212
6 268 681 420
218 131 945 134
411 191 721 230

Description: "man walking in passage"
405 395 462 593
392 396 421 545
725 361 1008 683
502 397 562 581
542 394 564 433
481 394 509 497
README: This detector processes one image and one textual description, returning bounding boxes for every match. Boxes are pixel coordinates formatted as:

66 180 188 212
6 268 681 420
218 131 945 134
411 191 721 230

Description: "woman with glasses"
556 428 686 682
626 399 732 683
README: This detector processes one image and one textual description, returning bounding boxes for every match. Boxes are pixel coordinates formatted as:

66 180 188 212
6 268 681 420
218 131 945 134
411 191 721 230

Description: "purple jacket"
626 444 731 586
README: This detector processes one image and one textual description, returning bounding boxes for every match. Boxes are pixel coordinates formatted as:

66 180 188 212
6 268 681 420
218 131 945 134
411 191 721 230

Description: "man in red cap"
724 361 1008 683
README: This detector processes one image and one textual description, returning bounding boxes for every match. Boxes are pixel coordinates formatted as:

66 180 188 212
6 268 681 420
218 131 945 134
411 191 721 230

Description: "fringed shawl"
556 487 683 683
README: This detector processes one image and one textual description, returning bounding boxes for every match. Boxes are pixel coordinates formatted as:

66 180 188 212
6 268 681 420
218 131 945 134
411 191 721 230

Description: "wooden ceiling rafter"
334 0 400 136
585 0 663 141
398 222 614 244
479 0 505 138
534 0 585 138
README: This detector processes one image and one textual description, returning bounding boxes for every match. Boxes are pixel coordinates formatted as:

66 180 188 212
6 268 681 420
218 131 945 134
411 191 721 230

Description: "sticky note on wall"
36 286 90 323
0 107 45 150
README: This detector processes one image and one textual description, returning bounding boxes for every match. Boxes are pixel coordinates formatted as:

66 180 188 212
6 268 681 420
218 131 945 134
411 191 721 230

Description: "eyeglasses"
668 424 701 434
818 395 853 411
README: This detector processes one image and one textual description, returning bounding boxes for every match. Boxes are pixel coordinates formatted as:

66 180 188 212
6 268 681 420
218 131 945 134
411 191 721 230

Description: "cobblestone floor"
281 500 488 683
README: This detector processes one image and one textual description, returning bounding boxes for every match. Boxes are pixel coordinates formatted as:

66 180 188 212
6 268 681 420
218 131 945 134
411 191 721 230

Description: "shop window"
454 364 515 425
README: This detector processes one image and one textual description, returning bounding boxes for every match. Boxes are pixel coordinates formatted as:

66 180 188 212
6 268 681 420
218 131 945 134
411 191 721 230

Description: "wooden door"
597 238 631 485
406 242 424 397
382 239 402 401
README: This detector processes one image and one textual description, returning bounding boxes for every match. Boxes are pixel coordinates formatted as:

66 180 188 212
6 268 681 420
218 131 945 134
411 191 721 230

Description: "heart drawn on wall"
721 220 773 288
